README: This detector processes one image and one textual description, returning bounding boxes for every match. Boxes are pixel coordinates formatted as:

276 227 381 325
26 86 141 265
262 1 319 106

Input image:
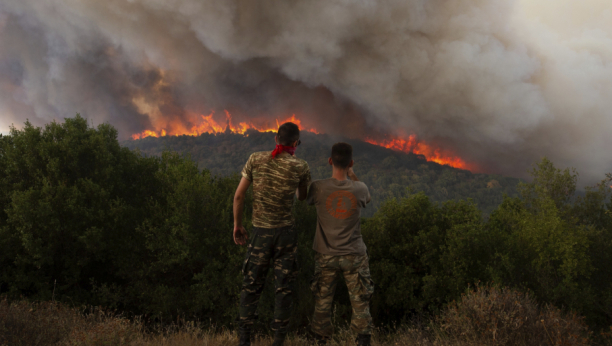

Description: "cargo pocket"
241 230 256 275
241 255 249 275
357 269 375 301
279 254 299 284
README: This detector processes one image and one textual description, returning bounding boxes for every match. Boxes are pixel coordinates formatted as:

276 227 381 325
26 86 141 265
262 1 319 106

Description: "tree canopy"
1 116 611 331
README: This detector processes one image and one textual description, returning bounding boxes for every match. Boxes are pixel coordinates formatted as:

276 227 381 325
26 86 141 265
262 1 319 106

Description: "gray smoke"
0 0 611 183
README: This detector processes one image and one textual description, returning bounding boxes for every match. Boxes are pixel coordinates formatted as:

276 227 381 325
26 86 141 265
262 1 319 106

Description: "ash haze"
0 0 611 183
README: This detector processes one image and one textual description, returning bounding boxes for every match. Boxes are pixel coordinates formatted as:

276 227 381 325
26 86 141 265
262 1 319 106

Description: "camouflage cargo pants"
238 226 298 334
310 253 375 337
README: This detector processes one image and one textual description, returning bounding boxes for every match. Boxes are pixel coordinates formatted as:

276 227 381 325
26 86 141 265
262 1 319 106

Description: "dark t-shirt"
307 178 371 255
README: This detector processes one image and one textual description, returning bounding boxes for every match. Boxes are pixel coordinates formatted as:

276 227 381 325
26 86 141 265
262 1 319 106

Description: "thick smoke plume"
0 0 611 183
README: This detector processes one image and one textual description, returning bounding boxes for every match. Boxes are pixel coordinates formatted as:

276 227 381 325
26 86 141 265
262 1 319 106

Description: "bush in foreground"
438 285 589 346
0 116 249 323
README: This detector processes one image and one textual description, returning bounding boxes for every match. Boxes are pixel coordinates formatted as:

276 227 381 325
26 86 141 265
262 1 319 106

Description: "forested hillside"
2 116 612 335
124 130 521 216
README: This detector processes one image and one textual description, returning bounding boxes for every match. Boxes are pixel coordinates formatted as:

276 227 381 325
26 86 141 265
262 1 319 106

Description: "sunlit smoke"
0 0 611 182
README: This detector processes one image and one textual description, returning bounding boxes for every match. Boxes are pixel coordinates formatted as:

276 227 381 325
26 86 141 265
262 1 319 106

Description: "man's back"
307 178 371 256
242 151 310 228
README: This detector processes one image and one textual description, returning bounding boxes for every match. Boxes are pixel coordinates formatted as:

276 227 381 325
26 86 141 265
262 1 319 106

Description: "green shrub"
0 116 249 324
485 160 612 328
362 192 491 323
361 158 612 330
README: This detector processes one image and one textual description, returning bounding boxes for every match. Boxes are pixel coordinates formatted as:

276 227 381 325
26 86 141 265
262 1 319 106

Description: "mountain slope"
123 130 521 216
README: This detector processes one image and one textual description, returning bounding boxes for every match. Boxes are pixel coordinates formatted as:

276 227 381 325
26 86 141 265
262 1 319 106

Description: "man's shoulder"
311 178 366 188
287 155 309 168
312 178 333 184
250 151 308 172
247 151 272 165
311 178 333 187
352 180 369 189
353 181 370 194
250 151 271 160
274 154 309 172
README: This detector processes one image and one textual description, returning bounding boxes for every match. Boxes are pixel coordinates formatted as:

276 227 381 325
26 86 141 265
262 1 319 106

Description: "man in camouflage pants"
233 122 311 346
306 143 375 346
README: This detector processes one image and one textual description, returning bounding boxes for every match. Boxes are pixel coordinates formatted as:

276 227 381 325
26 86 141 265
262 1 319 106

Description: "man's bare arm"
233 177 251 245
348 167 371 203
347 167 360 182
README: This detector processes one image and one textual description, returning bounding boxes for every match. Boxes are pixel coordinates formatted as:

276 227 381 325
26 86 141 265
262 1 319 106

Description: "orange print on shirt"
325 191 358 219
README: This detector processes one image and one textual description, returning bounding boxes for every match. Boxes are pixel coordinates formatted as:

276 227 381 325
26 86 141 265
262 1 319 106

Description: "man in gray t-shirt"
307 170 370 256
306 143 374 346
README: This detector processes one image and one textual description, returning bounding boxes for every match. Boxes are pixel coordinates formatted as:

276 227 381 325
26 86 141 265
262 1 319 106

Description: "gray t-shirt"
307 178 371 256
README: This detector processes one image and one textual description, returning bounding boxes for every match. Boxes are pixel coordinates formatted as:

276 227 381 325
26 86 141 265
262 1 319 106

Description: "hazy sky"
0 0 610 184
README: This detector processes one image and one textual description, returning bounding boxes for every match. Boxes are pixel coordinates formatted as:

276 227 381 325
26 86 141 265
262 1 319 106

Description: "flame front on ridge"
364 136 474 170
131 111 473 170
131 111 318 139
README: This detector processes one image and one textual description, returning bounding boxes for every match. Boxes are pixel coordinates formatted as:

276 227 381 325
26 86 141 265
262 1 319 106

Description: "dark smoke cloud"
0 0 611 184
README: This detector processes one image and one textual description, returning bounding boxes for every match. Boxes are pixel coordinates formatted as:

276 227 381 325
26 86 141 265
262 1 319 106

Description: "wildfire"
131 111 319 140
132 111 472 170
365 136 473 170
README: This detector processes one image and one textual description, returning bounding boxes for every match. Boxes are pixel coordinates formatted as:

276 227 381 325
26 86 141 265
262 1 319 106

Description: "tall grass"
1 286 610 346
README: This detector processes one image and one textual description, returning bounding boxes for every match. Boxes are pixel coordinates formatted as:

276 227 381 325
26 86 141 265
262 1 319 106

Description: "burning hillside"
2 0 611 183
131 111 475 170
131 112 318 139
123 127 521 218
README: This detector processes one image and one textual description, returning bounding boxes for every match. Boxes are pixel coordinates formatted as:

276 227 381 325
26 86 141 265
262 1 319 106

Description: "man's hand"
348 167 359 181
233 226 248 245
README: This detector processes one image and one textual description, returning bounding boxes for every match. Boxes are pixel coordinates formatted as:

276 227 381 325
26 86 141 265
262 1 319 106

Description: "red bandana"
271 145 296 158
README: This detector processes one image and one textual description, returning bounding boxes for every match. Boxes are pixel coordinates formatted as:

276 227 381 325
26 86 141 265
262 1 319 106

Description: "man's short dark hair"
277 122 300 146
331 142 353 168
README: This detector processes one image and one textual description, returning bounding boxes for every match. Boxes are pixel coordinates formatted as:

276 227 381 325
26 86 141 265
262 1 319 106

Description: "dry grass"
0 298 141 346
0 299 74 345
436 285 591 346
1 287 610 346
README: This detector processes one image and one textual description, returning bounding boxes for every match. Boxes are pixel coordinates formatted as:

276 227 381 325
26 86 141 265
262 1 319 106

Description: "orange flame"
132 111 472 170
131 111 319 140
365 136 474 170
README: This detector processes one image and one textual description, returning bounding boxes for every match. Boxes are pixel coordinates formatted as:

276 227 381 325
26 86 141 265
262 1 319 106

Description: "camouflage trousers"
310 253 375 337
238 226 298 335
